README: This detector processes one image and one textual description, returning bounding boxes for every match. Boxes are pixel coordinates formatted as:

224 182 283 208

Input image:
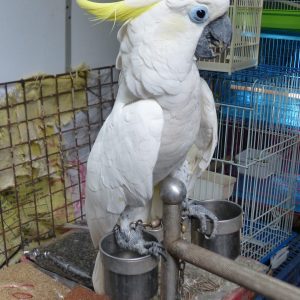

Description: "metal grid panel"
0 66 118 266
259 33 300 69
201 65 300 261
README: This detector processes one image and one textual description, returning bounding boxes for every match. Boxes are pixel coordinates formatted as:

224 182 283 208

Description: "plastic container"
262 10 300 32
256 234 300 299
189 170 236 201
235 148 282 179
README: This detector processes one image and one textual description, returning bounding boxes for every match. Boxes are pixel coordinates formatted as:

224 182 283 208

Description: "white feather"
86 94 164 247
185 77 218 195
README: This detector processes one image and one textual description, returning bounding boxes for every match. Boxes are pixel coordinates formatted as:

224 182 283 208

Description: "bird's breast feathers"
116 7 199 99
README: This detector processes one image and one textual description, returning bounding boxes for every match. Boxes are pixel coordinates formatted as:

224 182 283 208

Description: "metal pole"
160 177 186 300
160 176 300 300
169 240 300 300
65 0 72 72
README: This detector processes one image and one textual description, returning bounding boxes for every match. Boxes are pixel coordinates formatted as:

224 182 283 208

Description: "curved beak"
195 14 232 59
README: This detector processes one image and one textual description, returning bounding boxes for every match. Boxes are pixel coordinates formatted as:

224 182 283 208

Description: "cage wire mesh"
0 66 118 266
259 0 300 215
197 0 263 74
0 64 299 265
198 65 300 261
259 33 300 70
260 0 300 70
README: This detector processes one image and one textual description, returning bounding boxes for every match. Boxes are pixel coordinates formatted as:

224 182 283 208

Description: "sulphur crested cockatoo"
77 0 231 293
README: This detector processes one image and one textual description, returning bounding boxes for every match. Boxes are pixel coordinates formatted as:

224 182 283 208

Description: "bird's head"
77 0 232 59
162 0 232 58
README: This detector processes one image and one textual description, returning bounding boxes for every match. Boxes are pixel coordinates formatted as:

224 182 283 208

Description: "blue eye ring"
188 5 209 24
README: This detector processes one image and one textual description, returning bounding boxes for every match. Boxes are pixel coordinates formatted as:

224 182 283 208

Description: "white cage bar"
199 66 300 261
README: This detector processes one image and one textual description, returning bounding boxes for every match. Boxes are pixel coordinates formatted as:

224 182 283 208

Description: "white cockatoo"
77 0 231 294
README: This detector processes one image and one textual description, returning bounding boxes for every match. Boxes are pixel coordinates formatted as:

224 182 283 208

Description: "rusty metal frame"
0 66 118 266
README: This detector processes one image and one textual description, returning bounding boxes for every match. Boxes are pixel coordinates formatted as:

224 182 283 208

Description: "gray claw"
144 241 164 250
114 224 166 259
197 212 208 233
182 199 218 239
144 241 167 260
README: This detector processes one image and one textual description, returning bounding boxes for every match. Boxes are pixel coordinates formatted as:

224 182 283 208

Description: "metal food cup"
191 200 243 259
100 231 159 300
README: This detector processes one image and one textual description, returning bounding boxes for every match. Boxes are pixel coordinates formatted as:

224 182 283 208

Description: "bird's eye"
188 5 209 24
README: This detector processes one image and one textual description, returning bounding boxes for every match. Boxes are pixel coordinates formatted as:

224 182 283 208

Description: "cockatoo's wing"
186 77 218 193
86 96 164 247
195 77 218 171
152 77 217 217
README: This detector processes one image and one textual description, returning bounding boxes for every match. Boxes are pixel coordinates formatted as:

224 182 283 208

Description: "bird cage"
197 0 263 74
259 0 300 212
0 66 118 266
259 32 300 70
200 65 300 262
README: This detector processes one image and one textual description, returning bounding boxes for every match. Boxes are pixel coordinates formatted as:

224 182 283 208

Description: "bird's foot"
182 199 218 239
114 220 166 259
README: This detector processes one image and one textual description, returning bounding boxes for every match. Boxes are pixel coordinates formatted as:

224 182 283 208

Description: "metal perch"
160 176 300 300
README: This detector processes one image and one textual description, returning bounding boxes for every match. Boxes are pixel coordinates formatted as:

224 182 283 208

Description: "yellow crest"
77 0 157 22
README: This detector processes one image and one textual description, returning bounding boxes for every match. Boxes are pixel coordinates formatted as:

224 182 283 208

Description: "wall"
0 0 119 83
0 0 66 82
71 2 120 70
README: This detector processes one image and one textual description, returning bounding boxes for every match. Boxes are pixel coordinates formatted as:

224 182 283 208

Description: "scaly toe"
114 224 165 260
144 242 167 260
